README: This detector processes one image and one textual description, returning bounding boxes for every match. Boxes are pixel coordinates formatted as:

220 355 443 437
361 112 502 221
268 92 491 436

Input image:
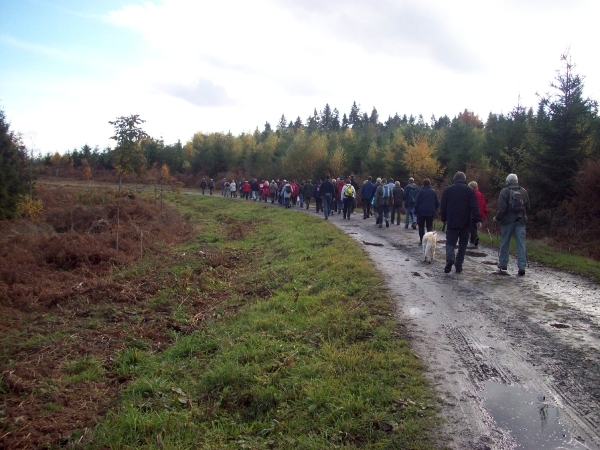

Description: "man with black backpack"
494 173 529 276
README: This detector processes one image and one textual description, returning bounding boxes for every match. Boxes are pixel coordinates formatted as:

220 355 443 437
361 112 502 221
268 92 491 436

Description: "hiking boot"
474 237 479 247
455 266 462 273
444 260 454 273
412 222 417 229
385 220 389 227
405 224 409 229
497 265 507 271
518 269 525 276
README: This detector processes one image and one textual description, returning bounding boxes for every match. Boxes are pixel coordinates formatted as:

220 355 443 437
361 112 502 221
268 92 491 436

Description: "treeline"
3 54 599 252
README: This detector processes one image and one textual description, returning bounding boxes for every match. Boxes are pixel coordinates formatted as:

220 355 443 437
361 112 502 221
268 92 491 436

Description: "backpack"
382 185 390 199
344 185 354 197
509 187 524 212
408 187 418 204
285 185 292 194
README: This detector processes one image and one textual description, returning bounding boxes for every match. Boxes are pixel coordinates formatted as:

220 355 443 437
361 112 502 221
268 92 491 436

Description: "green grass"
88 195 439 449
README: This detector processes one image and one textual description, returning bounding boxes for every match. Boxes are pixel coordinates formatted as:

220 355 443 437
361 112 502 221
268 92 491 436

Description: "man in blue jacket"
441 172 481 274
360 176 375 219
320 175 336 220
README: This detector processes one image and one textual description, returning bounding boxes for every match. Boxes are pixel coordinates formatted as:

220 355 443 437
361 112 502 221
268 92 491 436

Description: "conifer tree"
0 109 27 219
529 52 598 208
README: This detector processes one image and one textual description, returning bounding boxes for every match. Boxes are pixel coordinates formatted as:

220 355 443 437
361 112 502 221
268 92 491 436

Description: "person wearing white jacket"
341 178 356 220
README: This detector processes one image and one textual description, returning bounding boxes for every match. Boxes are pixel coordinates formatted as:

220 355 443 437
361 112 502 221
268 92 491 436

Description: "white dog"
422 231 437 263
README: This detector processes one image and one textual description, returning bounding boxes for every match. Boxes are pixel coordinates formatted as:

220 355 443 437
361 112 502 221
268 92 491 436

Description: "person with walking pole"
494 173 529 276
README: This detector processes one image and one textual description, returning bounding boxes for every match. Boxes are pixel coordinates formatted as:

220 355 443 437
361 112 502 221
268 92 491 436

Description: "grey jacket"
496 182 529 225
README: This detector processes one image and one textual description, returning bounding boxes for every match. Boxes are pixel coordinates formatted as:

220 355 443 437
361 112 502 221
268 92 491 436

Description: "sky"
1 0 599 155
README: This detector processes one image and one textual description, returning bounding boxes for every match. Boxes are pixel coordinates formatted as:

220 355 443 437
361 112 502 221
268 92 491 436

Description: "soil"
315 207 600 450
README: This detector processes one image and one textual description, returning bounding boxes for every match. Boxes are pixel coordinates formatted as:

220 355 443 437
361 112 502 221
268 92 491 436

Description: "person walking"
320 175 335 220
361 177 375 219
251 178 259 201
335 177 345 214
282 180 292 208
404 177 419 229
391 181 404 225
468 181 488 248
494 173 529 276
221 178 227 196
341 178 356 219
229 179 237 198
350 175 359 214
374 178 393 228
413 178 440 245
269 180 278 203
441 171 482 273
303 179 314 210
199 178 207 195
313 179 323 213
207 179 215 195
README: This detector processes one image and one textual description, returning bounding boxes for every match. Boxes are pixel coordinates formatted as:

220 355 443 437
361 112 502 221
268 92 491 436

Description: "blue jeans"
299 193 304 208
445 227 469 268
405 206 416 225
323 194 332 219
499 220 527 270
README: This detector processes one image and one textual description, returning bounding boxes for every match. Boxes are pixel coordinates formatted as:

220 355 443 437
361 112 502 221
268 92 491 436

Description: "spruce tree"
529 52 598 208
0 109 27 220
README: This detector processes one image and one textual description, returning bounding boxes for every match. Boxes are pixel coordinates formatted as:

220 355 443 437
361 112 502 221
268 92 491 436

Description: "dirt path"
311 207 600 450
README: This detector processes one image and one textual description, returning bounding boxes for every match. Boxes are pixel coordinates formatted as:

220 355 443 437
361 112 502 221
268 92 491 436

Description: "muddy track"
320 210 600 450
188 193 600 449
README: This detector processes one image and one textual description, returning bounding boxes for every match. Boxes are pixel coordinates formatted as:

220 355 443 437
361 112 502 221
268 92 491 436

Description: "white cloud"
3 0 599 153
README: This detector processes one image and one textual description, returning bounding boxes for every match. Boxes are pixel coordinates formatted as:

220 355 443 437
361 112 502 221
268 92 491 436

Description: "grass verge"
88 195 438 449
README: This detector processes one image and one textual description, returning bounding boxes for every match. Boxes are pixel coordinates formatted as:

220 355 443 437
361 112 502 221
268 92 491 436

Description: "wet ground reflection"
482 382 587 449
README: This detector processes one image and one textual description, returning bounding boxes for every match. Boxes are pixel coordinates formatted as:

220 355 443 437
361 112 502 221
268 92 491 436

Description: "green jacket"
495 182 529 224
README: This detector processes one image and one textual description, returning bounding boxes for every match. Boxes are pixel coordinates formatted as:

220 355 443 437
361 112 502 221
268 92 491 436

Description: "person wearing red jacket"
468 181 488 248
242 180 251 200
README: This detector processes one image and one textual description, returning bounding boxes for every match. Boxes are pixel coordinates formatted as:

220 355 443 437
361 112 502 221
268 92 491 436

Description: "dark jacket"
374 184 394 207
303 182 314 198
403 183 419 207
320 179 335 197
414 185 440 217
441 180 481 229
360 181 375 200
495 182 529 225
312 182 322 199
392 186 404 206
199 180 207 188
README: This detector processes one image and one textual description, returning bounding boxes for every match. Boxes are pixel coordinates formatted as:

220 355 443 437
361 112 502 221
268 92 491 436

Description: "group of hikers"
199 171 529 276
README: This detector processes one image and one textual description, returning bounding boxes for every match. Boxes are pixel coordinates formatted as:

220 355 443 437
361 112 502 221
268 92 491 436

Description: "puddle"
482 381 586 449
465 251 487 257
362 241 384 246
409 307 425 316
